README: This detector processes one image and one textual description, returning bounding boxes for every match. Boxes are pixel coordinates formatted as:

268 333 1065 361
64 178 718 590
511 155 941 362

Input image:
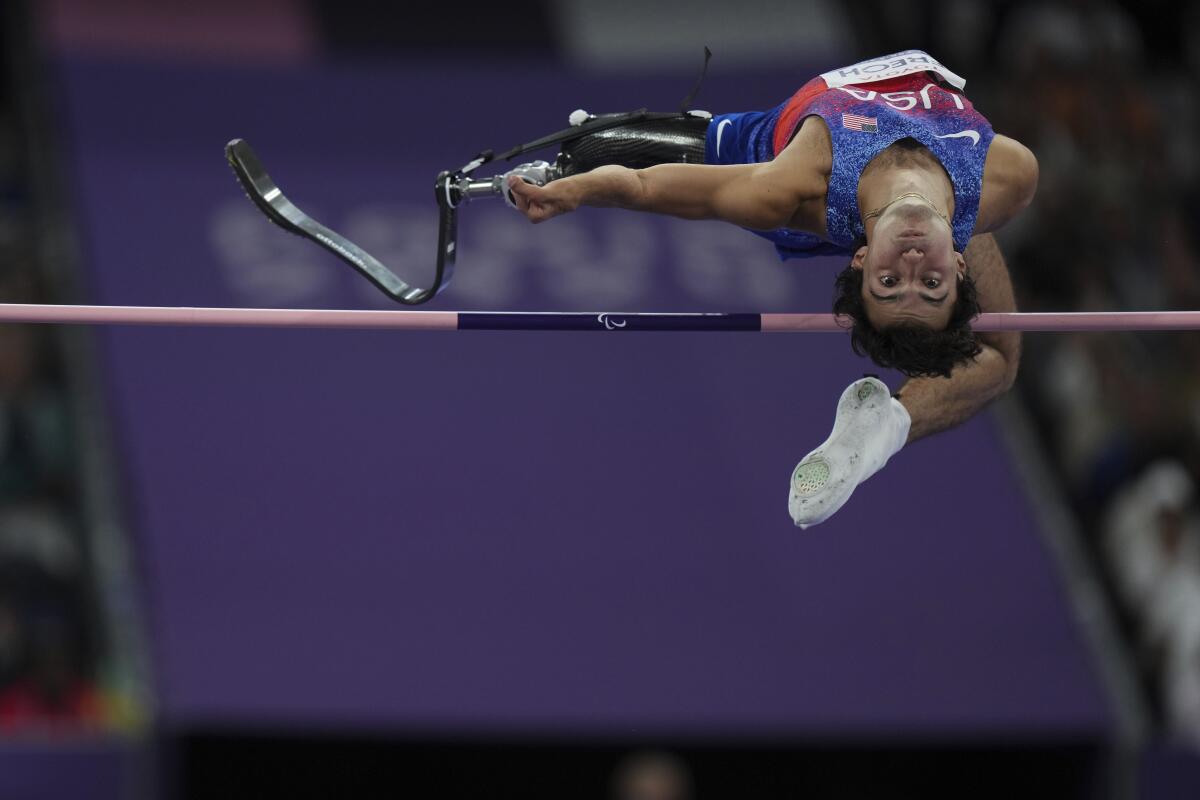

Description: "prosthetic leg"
226 108 712 306
442 108 711 209
227 47 714 303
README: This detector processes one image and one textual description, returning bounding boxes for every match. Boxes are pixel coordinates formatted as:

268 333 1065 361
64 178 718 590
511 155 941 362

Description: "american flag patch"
842 113 878 132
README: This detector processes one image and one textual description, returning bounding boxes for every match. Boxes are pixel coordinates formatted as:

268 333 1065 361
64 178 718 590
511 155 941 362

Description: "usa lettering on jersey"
836 83 965 113
820 49 967 91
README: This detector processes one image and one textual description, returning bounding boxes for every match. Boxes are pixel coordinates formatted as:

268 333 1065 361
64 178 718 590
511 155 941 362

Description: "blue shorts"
704 107 779 166
704 105 850 261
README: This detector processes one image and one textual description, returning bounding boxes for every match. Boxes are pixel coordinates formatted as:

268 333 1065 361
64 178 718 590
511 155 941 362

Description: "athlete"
505 51 1037 528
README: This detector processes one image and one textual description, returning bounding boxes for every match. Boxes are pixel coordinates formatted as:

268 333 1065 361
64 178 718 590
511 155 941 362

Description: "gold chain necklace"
862 191 951 226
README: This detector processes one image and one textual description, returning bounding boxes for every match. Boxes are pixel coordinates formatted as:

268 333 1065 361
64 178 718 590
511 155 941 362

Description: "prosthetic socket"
497 111 711 208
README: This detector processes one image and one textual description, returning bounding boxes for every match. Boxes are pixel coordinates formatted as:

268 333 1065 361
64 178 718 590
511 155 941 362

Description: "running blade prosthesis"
224 51 713 305
224 139 456 305
224 111 692 306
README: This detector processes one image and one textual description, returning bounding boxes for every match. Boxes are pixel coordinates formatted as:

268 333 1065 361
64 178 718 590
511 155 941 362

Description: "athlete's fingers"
506 176 558 223
507 176 543 203
505 175 530 211
506 177 548 221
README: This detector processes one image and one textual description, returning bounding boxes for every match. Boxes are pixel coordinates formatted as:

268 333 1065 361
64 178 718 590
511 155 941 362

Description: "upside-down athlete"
504 50 1038 528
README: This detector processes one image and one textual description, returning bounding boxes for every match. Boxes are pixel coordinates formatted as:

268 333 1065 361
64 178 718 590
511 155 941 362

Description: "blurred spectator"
1101 461 1200 745
931 0 1200 749
0 313 74 502
846 0 1200 754
609 750 694 800
1143 515 1200 748
0 47 103 732
0 502 101 731
0 592 21 686
0 612 103 731
1104 462 1197 612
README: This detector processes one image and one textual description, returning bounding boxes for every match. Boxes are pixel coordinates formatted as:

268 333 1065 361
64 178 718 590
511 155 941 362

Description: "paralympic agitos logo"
597 313 627 330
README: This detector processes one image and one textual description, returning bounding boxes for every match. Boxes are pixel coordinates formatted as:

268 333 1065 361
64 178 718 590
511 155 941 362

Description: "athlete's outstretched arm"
896 233 1022 442
507 160 806 231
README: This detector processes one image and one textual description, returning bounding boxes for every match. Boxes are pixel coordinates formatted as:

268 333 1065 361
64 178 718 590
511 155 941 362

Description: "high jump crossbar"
0 304 1198 332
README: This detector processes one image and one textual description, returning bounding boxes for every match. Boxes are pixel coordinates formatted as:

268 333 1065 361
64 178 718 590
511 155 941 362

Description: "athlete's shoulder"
992 135 1038 196
978 134 1038 232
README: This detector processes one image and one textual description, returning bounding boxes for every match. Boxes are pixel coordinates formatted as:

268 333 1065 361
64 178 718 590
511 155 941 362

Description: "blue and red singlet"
703 50 995 260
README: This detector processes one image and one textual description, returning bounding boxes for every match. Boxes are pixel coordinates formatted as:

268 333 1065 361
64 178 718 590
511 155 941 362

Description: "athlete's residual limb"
442 109 712 207
227 50 714 305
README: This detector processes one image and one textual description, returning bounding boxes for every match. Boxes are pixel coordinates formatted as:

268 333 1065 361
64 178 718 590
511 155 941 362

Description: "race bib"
820 50 966 91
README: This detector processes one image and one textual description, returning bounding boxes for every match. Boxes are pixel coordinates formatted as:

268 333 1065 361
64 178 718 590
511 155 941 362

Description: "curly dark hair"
832 263 982 378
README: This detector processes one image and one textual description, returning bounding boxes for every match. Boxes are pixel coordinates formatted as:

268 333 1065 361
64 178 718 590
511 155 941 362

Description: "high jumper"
11 49 1193 529
492 49 1034 528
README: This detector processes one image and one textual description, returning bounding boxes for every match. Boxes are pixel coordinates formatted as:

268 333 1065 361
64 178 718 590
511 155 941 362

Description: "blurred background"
0 0 1198 797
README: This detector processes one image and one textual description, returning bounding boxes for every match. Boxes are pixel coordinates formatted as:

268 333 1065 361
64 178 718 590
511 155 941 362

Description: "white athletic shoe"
788 377 912 529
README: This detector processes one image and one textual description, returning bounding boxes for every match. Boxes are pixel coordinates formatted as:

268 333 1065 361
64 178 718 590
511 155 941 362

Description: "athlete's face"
854 197 965 329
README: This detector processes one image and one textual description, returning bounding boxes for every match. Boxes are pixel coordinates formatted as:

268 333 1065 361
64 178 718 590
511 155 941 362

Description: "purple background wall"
57 56 1109 735
0 741 145 800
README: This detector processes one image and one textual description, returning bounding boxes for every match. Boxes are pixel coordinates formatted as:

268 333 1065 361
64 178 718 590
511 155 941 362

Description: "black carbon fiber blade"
225 139 453 305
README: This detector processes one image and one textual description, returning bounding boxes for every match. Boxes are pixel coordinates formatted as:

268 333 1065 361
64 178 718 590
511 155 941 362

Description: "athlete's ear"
851 245 868 270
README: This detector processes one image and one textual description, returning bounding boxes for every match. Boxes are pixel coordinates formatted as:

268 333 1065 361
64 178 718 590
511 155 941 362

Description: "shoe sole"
790 377 889 498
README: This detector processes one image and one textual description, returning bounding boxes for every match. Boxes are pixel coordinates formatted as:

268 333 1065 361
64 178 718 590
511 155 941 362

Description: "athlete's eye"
880 275 897 288
924 278 941 289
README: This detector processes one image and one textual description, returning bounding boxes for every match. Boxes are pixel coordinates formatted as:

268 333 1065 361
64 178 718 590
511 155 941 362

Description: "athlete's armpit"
772 116 834 235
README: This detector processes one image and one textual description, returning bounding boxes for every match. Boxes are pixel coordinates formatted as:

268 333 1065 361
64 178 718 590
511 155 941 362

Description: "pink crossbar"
0 303 1198 332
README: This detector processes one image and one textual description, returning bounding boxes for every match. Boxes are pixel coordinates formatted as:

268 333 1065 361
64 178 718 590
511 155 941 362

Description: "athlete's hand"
506 175 580 223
